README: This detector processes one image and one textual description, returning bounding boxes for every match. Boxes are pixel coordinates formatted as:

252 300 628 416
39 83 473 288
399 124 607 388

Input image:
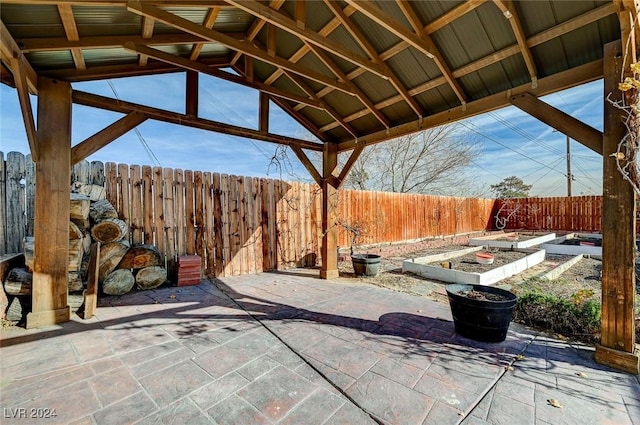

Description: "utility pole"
566 135 572 196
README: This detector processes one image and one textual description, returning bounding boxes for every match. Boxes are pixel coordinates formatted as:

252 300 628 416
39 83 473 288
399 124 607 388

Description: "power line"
459 120 566 176
106 80 161 167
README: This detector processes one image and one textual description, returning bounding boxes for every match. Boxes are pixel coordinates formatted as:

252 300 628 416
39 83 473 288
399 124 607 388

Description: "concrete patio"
1 271 639 425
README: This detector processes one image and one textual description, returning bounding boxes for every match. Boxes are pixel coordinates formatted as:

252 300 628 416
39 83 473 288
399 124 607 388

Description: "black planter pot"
351 254 381 276
446 284 517 343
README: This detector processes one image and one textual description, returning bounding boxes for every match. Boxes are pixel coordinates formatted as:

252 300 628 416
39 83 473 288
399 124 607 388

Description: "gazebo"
0 0 638 373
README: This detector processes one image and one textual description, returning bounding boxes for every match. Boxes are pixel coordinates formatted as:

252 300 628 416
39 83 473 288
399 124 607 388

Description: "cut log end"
91 218 128 244
102 269 134 295
136 266 167 290
118 244 163 269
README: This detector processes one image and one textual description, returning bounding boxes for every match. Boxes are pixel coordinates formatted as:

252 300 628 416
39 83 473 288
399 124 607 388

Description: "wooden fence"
494 196 604 232
8 151 613 278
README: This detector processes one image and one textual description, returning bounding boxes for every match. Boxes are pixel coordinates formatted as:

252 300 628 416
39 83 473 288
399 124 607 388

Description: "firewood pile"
3 184 169 313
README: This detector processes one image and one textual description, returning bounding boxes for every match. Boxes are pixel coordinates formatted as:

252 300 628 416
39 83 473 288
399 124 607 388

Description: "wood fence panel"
174 169 185 257
25 155 35 237
212 173 224 277
142 165 153 245
220 174 231 277
203 172 215 276
91 161 105 186
152 166 165 260
118 164 130 240
0 152 6 254
105 162 118 209
130 165 143 244
193 171 205 265
163 167 176 275
184 170 195 255
5 152 26 254
237 176 247 275
72 160 90 184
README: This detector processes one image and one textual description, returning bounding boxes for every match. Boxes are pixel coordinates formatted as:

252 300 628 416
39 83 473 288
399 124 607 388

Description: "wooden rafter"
323 0 421 119
2 0 233 5
230 0 285 67
123 43 323 109
336 143 364 187
126 2 354 94
290 144 322 186
282 68 358 138
304 42 389 129
57 4 86 70
189 7 219 61
259 91 269 132
319 4 616 134
11 56 38 161
347 0 467 104
1 20 37 93
268 95 329 143
139 16 155 66
510 93 602 154
337 58 602 152
493 0 537 84
19 34 212 52
224 0 389 80
71 111 148 164
72 90 324 151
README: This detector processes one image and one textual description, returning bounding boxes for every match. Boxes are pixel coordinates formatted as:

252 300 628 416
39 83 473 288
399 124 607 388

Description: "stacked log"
85 199 168 296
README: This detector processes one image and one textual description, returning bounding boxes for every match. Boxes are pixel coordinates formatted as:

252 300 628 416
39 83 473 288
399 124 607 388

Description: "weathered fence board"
0 152 6 255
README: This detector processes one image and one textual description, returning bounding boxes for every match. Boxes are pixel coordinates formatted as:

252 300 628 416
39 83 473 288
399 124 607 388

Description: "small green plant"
514 289 601 342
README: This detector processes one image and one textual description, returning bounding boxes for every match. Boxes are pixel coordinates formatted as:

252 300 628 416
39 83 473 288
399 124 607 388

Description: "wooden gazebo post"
26 77 72 328
595 40 639 374
320 142 339 279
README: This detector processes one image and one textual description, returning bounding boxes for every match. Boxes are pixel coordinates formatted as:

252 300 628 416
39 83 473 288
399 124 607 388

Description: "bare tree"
339 124 484 196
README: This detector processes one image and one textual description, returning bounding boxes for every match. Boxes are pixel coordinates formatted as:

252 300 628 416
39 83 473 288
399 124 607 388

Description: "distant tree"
336 125 484 196
490 176 532 198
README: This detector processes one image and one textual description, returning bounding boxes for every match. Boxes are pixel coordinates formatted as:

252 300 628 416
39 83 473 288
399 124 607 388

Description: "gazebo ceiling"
0 1 627 150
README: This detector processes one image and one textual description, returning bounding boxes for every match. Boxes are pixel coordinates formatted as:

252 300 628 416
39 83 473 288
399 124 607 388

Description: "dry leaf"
169 294 177 299
547 399 563 408
515 354 525 360
576 372 588 378
505 366 514 371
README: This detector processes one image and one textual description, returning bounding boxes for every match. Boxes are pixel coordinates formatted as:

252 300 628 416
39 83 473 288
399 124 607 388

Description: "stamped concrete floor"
1 271 639 425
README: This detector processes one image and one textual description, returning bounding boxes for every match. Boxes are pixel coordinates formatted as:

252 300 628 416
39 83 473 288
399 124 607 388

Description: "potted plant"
337 219 381 276
445 284 517 342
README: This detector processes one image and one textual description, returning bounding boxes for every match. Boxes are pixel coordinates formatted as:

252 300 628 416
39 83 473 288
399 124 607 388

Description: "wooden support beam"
57 4 86 70
225 0 389 80
126 2 354 94
71 111 148 164
595 40 639 374
189 6 219 61
123 43 323 108
290 144 322 186
230 0 285 66
259 91 269 132
11 56 38 162
510 92 603 155
493 0 537 83
186 70 198 116
338 59 603 152
139 16 155 66
27 77 72 328
73 90 324 151
1 20 37 94
336 143 365 187
347 0 467 104
320 142 339 279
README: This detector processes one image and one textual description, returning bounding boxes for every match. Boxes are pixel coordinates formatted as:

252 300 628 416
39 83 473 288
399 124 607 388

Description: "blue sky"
0 73 603 196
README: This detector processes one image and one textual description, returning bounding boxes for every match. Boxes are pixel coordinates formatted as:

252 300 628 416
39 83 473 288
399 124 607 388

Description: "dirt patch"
458 289 511 302
447 250 528 273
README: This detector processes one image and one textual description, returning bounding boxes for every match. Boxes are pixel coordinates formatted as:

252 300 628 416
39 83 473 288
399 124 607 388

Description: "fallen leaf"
505 366 514 371
169 294 177 299
547 399 562 408
515 354 525 360
576 372 588 378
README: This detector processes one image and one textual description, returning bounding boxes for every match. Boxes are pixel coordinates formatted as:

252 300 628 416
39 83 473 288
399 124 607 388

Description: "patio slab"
1 271 638 424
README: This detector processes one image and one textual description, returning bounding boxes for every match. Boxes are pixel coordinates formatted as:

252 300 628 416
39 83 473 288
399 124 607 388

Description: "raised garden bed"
539 233 603 257
468 232 556 249
402 246 546 286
